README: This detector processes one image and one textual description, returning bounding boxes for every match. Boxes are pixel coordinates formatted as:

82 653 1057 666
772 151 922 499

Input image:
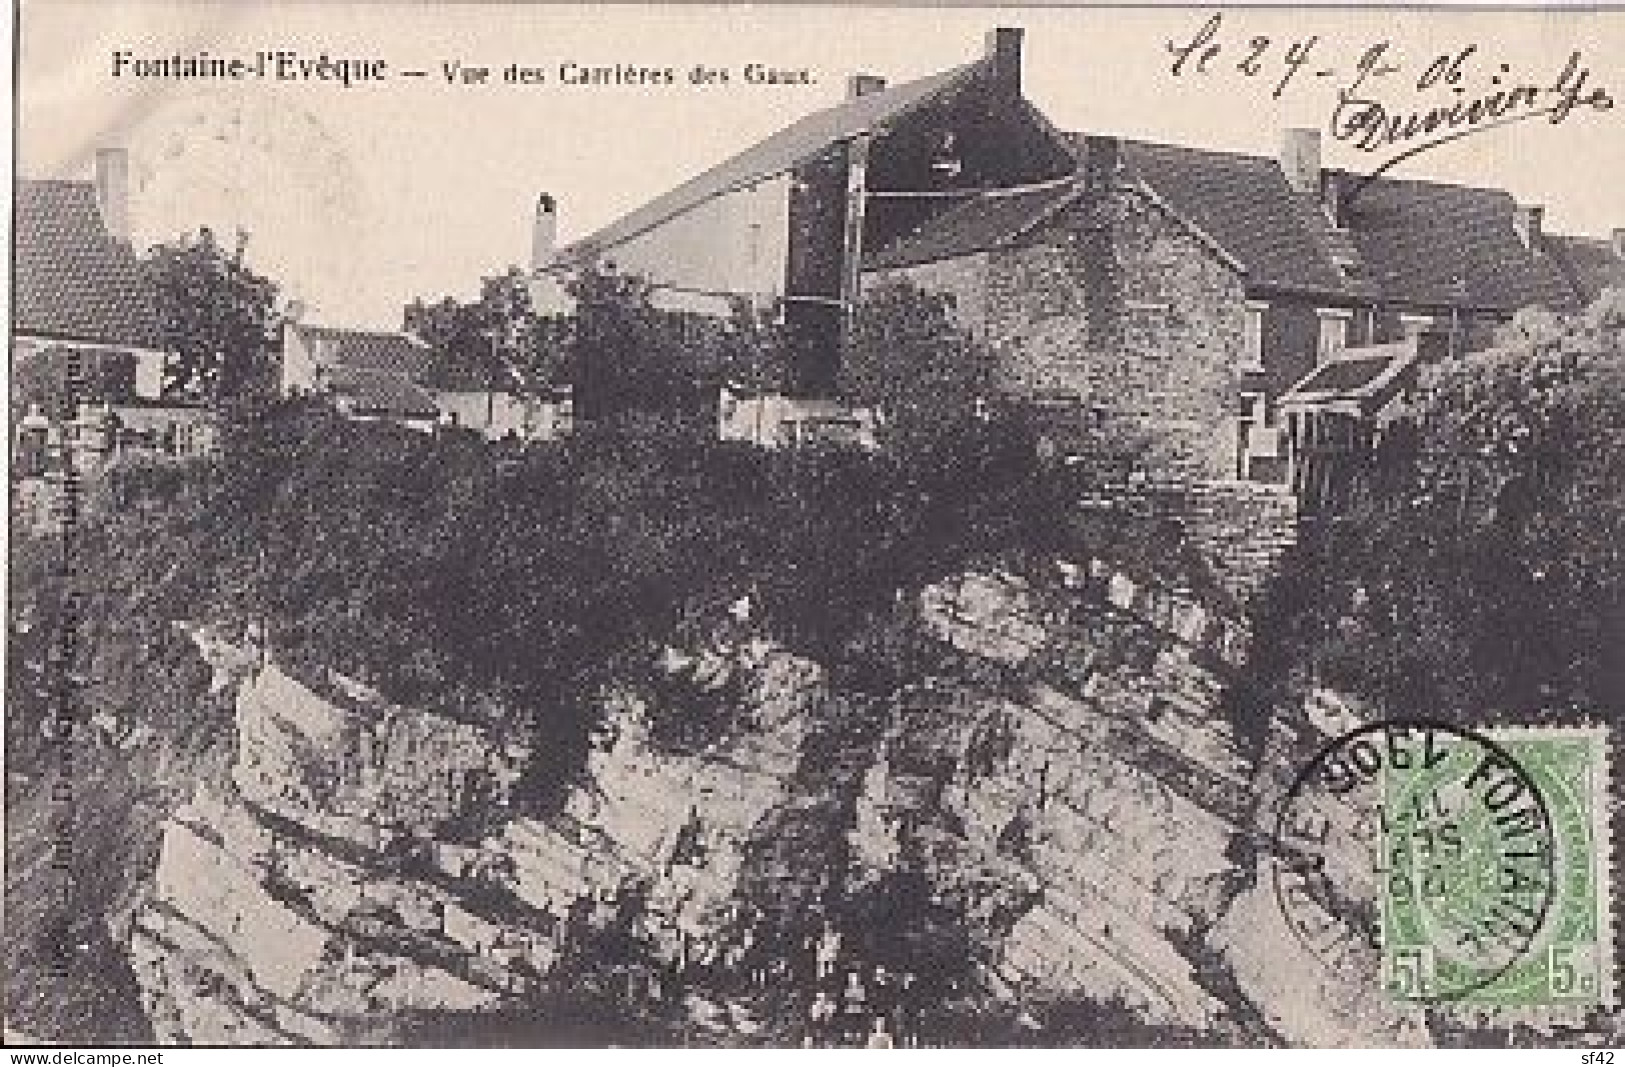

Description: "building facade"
548 26 1624 484
282 322 574 440
12 150 217 480
865 150 1250 480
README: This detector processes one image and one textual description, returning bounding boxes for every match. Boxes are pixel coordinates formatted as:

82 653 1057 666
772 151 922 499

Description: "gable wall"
594 174 793 303
281 326 319 395
982 189 1247 480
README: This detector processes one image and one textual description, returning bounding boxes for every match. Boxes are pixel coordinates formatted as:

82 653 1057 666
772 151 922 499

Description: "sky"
17 2 1625 327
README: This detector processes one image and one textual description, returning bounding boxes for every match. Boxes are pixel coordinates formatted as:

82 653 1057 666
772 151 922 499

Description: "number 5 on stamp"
1387 946 1436 998
1381 726 1612 1008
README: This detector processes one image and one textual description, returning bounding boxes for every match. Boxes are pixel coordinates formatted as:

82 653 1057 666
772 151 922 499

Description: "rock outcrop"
129 631 829 1044
129 556 1428 1046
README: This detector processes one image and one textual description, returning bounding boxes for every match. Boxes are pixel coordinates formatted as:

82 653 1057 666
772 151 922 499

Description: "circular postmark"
1270 720 1558 1003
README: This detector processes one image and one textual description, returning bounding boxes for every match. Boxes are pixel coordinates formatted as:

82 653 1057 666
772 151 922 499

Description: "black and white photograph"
5 1 1623 1050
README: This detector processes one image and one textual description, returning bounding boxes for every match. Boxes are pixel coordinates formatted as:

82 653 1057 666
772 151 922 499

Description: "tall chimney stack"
95 147 130 243
532 192 558 274
847 73 887 99
1280 128 1321 195
1513 203 1545 252
984 27 1023 96
1080 135 1121 191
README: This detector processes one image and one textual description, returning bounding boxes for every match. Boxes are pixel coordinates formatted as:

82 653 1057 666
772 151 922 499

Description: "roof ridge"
17 176 95 189
567 57 989 257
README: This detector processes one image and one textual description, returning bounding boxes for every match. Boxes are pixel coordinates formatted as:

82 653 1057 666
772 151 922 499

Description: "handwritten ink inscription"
1166 13 1615 180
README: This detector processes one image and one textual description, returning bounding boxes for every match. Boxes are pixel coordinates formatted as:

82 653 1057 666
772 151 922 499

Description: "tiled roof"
1109 139 1359 299
1342 175 1581 312
1064 135 1587 313
322 364 441 419
1545 234 1625 306
567 61 983 257
13 179 165 349
863 179 1080 269
293 324 437 380
426 363 517 392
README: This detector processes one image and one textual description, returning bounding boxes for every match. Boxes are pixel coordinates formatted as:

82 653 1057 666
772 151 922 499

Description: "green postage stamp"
1380 726 1613 1007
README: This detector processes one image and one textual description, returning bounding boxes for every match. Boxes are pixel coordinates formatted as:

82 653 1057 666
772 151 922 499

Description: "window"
1399 313 1436 339
1316 308 1352 360
746 222 763 271
1241 301 1268 371
1236 391 1265 480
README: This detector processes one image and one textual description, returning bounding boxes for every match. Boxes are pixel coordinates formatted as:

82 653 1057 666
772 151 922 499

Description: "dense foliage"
142 227 282 404
404 267 572 391
1252 291 1625 728
102 391 1057 799
843 282 994 447
407 266 791 416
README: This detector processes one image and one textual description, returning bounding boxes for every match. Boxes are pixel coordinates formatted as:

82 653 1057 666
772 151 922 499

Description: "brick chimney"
1320 169 1352 228
1280 128 1321 195
532 192 557 273
94 147 130 243
984 27 1023 96
846 73 887 99
1080 135 1120 191
1513 203 1545 252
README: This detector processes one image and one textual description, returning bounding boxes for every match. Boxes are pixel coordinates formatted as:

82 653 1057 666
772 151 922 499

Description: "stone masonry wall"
864 252 991 338
1078 480 1300 608
985 188 1249 481
872 185 1247 482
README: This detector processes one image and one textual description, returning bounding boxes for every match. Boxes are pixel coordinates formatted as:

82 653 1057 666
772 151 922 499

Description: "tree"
142 227 281 405
843 281 995 449
404 267 573 392
1255 290 1625 728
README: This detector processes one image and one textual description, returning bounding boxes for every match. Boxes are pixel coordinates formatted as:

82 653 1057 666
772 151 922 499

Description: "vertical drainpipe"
840 133 872 375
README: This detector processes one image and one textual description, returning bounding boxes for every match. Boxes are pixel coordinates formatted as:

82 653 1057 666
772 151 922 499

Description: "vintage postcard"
6 0 1623 1051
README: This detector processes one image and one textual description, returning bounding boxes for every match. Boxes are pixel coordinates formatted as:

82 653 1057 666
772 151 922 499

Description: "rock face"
497 639 827 961
129 634 829 1044
129 662 542 1044
856 564 1250 1031
130 560 1422 1046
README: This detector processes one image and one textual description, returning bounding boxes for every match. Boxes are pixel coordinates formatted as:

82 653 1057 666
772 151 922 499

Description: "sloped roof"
567 61 983 257
13 179 166 349
293 324 437 380
864 170 1249 277
1289 351 1403 394
1280 340 1416 412
425 358 522 393
1063 135 1587 313
1544 234 1625 306
863 178 1079 269
1342 175 1580 312
1109 139 1360 299
322 364 441 419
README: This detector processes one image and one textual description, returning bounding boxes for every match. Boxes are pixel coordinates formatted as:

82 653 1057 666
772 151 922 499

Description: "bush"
1253 294 1625 728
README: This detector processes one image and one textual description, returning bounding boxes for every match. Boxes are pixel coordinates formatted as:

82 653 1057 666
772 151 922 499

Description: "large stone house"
1096 131 1617 481
545 26 1623 482
863 139 1249 480
12 149 217 480
547 28 1074 411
